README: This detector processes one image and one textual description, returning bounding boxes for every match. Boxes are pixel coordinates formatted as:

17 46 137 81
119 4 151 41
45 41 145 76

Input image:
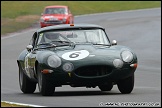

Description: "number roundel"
62 50 89 61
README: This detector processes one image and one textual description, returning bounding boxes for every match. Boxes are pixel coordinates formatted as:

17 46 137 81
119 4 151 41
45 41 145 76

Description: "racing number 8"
69 52 81 58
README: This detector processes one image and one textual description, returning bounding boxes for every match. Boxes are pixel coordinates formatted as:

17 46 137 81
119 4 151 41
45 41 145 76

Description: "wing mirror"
26 45 33 52
111 40 117 45
41 13 43 16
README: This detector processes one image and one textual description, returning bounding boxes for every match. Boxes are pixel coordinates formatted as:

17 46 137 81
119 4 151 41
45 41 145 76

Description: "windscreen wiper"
37 42 74 49
36 42 56 49
93 43 111 46
51 41 76 48
38 42 51 45
51 40 71 44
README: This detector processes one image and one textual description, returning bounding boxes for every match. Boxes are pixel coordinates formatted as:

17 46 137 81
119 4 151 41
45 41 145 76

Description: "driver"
44 32 60 42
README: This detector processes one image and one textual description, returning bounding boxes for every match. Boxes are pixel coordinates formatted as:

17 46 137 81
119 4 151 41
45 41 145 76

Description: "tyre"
37 64 55 96
98 83 113 91
19 65 36 93
117 74 134 94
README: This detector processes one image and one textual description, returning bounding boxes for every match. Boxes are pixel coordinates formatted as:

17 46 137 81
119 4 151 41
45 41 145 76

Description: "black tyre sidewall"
37 65 55 96
117 74 134 94
99 84 113 91
19 66 36 93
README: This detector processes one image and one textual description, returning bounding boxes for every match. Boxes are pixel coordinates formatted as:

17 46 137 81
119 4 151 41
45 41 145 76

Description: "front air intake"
74 65 112 77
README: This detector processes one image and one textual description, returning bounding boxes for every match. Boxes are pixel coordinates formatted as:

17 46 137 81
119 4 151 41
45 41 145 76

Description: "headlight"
62 18 67 23
113 59 123 68
63 62 74 72
47 55 61 68
40 17 45 22
121 50 133 62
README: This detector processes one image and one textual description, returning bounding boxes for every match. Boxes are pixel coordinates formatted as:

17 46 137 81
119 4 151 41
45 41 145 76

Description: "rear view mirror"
26 45 33 52
112 40 117 45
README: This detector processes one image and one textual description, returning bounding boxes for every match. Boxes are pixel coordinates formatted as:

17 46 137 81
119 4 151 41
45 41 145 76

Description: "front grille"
74 65 112 77
45 20 63 24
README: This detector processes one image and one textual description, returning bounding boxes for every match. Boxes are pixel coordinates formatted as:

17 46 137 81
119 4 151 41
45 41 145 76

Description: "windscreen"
44 8 66 14
37 29 110 46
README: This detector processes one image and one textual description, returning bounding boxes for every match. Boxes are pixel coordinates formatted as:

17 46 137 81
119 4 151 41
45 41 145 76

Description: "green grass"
1 102 30 107
1 1 161 35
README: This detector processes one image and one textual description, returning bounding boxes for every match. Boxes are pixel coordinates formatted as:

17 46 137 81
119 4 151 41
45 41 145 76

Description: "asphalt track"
1 8 161 107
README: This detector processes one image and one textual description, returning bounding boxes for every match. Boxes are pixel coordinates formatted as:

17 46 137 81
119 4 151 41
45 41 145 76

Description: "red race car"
40 5 74 28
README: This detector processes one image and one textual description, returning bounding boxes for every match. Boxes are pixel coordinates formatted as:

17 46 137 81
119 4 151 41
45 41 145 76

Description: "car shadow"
31 90 122 97
54 90 121 96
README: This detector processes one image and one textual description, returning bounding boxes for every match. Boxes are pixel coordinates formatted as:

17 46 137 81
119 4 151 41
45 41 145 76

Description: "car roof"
45 5 68 8
36 24 105 33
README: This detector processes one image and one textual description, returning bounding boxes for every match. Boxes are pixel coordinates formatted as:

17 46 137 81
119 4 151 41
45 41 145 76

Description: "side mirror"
112 40 117 45
26 45 33 52
41 13 43 16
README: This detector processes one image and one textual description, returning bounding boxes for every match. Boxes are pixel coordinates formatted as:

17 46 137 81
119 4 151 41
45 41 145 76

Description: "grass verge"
1 101 30 107
1 1 161 35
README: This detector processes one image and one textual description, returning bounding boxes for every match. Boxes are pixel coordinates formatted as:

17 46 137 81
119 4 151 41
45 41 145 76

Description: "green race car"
17 24 138 96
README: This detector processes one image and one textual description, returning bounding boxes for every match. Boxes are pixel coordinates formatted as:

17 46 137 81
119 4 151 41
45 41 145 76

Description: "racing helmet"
45 32 59 39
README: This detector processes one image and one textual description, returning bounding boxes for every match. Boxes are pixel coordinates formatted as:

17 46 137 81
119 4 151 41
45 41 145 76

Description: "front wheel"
98 83 113 91
19 65 36 93
117 74 134 94
37 65 55 96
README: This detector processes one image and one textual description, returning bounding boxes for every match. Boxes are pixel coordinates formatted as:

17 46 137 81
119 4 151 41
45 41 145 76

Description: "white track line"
1 28 37 40
1 101 47 107
75 7 160 17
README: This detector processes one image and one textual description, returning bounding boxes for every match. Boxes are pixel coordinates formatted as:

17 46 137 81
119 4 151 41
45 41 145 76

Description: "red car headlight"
62 17 67 22
40 18 45 22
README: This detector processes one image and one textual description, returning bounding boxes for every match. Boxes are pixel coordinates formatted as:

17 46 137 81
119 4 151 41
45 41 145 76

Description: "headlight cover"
63 62 74 72
113 59 123 68
40 17 45 22
121 50 133 63
62 17 67 23
47 55 61 68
